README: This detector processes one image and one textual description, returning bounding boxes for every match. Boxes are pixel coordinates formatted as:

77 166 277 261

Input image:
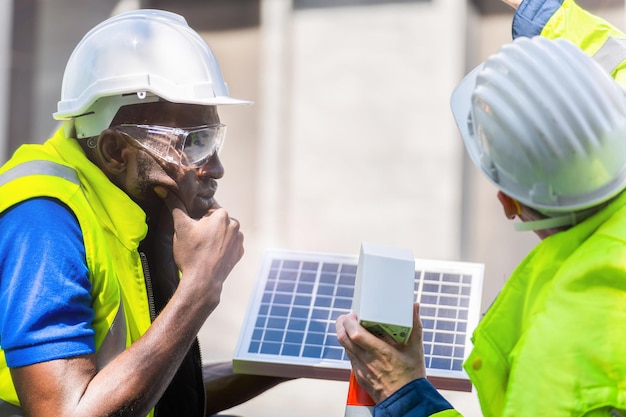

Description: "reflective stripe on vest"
593 36 626 75
0 159 128 367
97 299 127 370
0 160 79 187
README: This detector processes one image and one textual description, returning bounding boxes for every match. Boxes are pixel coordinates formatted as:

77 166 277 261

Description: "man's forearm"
13 277 220 417
203 361 291 415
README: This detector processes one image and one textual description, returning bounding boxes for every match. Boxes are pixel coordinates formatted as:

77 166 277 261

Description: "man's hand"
502 0 522 9
12 190 244 417
336 303 427 403
154 186 244 313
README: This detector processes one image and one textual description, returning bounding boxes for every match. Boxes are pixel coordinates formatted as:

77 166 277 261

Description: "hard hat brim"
54 92 253 121
450 64 483 172
450 45 626 214
54 90 253 139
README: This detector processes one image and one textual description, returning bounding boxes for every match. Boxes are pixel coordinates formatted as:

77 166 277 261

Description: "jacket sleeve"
373 378 462 417
512 0 626 88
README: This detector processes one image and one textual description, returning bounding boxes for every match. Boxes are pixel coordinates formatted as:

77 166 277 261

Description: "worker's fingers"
408 303 423 345
335 312 357 349
153 186 192 232
336 303 428 404
336 312 389 355
203 200 224 218
501 0 521 10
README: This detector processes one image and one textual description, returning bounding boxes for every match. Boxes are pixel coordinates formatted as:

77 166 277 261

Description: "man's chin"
190 197 216 218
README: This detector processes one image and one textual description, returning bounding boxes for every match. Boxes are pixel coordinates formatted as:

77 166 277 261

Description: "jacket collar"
47 128 148 251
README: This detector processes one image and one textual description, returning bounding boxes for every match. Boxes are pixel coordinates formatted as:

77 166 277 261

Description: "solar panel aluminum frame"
233 249 484 392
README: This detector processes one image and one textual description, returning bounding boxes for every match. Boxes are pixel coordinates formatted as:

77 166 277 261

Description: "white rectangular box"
353 242 415 345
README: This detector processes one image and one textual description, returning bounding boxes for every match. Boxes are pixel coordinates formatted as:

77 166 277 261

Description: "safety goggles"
114 123 226 168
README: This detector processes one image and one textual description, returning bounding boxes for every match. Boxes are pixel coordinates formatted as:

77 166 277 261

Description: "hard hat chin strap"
514 214 578 232
514 204 606 232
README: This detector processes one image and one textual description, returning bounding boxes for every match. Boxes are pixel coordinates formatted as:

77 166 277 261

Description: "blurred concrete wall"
0 1 12 164
1 1 624 416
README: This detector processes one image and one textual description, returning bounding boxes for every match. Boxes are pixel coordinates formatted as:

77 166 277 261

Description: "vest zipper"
139 252 157 322
138 252 206 416
139 252 158 417
197 338 207 414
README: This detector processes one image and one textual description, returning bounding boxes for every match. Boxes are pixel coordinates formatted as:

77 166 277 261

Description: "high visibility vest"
526 0 626 88
463 3 626 415
0 128 154 416
465 191 626 416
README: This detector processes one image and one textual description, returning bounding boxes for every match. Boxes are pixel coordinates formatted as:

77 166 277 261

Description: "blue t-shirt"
0 198 95 367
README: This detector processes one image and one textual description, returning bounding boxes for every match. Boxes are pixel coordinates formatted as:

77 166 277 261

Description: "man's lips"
196 181 218 204
193 184 218 215
196 194 215 207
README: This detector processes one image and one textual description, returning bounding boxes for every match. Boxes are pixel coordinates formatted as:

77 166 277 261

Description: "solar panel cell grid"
417 270 474 372
234 249 484 389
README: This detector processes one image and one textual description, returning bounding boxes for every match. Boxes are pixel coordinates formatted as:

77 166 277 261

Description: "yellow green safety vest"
465 189 626 416
538 0 626 87
464 3 626 416
0 128 154 416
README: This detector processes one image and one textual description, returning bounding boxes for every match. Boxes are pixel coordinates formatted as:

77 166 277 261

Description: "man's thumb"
154 186 190 226
154 186 168 199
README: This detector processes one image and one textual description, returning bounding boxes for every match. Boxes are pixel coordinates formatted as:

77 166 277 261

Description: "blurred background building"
0 0 623 415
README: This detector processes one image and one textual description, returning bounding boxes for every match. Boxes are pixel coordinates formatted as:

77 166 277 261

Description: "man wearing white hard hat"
337 35 626 416
0 10 286 417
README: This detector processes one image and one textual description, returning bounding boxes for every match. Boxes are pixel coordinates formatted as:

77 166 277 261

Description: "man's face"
115 102 225 219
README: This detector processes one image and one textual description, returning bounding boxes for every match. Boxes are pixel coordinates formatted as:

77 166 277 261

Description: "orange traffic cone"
344 370 375 417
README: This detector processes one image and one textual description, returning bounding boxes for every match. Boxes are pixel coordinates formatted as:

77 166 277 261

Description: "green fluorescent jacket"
466 2 626 416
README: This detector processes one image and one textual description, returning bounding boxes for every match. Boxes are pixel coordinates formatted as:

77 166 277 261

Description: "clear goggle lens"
114 123 226 168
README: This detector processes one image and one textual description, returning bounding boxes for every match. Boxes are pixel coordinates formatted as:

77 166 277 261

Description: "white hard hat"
54 9 251 138
451 36 626 214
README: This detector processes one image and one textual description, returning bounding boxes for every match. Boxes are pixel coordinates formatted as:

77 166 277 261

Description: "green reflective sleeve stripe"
540 0 626 88
593 37 626 75
597 38 626 89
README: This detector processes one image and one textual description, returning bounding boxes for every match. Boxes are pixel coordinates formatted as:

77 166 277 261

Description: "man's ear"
97 129 133 175
497 191 521 220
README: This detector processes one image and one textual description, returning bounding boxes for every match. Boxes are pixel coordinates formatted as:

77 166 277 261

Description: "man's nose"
197 153 224 179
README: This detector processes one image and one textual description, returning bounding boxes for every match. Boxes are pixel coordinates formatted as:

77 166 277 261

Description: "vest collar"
47 128 148 250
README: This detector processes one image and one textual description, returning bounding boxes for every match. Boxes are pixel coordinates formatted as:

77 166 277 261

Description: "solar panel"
233 248 484 392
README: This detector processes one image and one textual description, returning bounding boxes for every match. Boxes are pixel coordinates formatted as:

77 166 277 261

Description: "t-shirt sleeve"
0 197 95 367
